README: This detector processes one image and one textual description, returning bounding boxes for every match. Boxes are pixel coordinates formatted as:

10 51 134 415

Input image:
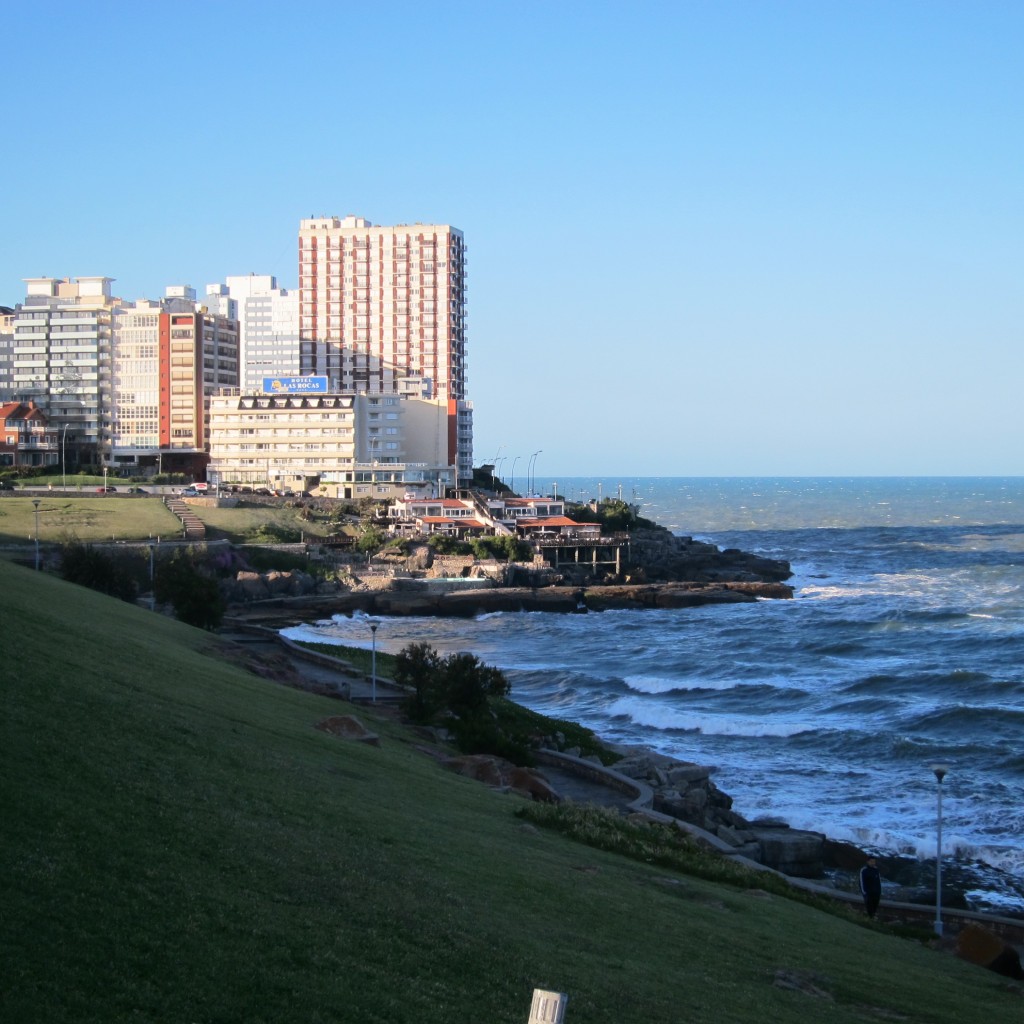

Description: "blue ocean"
283 477 1024 911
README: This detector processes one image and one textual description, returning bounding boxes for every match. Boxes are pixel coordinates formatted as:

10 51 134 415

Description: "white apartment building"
207 275 300 392
297 215 472 481
206 389 455 499
11 276 119 464
111 299 164 455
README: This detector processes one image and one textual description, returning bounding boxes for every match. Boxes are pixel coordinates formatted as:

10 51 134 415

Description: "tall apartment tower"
11 277 119 465
297 216 467 400
297 215 471 481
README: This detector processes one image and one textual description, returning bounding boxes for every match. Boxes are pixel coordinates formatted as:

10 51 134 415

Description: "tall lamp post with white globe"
931 763 950 936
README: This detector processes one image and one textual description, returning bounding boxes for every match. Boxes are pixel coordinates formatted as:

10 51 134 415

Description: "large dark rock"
627 528 792 584
749 826 825 878
957 923 1024 979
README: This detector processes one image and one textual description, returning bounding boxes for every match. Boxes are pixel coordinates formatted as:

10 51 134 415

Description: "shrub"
426 534 472 555
249 522 302 544
470 535 531 561
59 543 139 603
155 553 225 630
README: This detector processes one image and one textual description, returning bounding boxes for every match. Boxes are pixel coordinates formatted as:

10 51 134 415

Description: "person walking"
860 855 882 918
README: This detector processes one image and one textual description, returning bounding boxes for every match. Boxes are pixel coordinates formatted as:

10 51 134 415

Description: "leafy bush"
470 535 531 561
426 534 472 555
249 522 302 544
356 523 387 554
59 543 139 603
155 553 225 630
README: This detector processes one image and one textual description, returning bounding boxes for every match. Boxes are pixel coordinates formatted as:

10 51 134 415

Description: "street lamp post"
369 620 379 703
489 446 504 492
528 450 542 496
61 422 69 492
149 543 156 611
931 763 950 936
103 465 108 492
32 499 41 571
510 456 520 496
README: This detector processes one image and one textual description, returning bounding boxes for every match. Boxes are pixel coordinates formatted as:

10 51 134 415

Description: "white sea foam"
623 674 739 694
280 624 344 644
612 698 814 738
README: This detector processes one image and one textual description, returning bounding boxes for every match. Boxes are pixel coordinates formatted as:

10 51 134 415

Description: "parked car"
180 488 200 497
96 486 116 493
254 487 272 496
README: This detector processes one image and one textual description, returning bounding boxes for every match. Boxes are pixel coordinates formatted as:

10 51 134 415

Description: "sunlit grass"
0 496 181 544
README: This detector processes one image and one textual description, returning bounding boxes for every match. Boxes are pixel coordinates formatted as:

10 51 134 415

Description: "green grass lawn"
0 495 183 545
0 495 344 548
191 502 336 543
1 557 1018 1024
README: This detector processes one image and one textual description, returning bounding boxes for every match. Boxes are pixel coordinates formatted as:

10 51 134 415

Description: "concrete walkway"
219 621 406 704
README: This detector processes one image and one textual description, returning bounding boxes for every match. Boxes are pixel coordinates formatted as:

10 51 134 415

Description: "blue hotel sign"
262 375 329 394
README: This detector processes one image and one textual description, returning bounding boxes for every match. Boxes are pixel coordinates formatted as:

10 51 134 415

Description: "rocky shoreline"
561 742 1024 919
224 577 794 619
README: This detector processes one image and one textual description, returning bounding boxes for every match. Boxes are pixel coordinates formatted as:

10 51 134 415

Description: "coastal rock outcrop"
442 754 561 803
609 749 824 876
626 528 793 584
222 569 341 604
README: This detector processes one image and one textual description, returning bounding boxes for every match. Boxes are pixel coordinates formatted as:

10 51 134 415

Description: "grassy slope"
0 559 1015 1024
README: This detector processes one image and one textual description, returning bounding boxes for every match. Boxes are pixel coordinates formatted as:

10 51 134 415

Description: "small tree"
394 641 446 722
356 523 386 555
443 652 510 715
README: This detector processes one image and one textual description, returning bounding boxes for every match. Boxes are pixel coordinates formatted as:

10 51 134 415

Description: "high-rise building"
11 277 119 465
297 215 471 480
109 287 239 475
207 275 299 392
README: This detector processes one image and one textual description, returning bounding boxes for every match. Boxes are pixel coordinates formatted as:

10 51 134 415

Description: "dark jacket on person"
860 861 882 910
860 862 882 898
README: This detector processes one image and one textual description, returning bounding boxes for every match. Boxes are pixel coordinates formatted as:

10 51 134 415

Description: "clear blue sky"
5 1 1022 476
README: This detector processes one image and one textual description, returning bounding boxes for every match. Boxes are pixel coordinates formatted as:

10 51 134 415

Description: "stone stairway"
164 496 206 541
